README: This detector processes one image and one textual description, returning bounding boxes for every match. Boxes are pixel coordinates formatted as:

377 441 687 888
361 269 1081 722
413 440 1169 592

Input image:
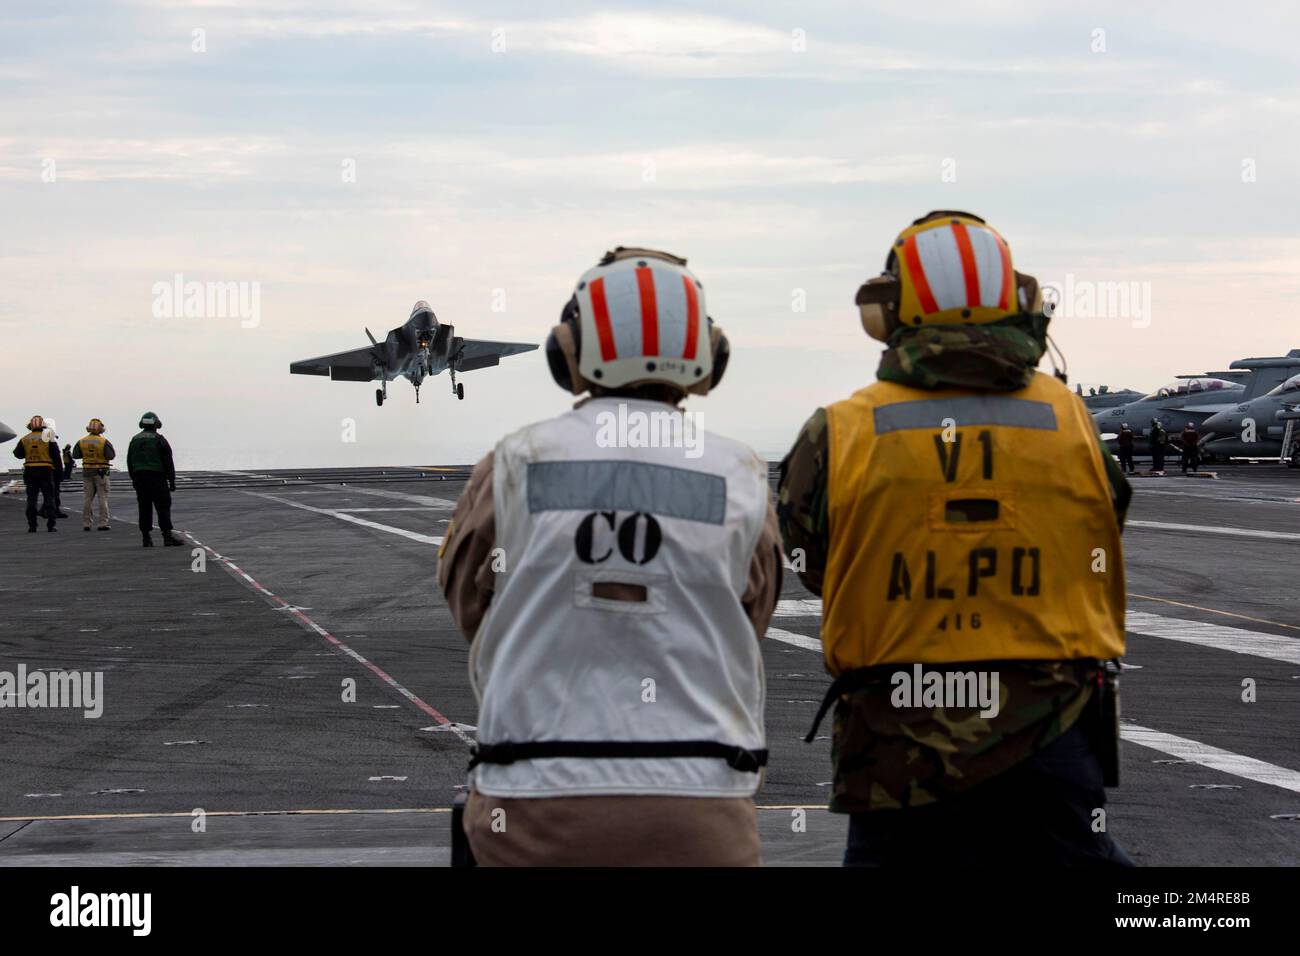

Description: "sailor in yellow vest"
778 211 1133 866
438 247 782 865
73 418 116 531
12 415 61 532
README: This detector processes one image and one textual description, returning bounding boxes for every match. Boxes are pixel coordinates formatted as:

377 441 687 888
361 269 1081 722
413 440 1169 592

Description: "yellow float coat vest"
19 432 54 468
821 372 1125 674
79 435 110 468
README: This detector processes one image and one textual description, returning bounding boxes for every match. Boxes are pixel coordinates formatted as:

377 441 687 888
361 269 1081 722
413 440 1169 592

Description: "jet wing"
455 338 538 373
289 346 379 382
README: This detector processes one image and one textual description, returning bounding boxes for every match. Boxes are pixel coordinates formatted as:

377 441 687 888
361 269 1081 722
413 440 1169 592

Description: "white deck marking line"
332 507 445 512
1122 725 1300 793
766 621 1300 794
1126 519 1300 541
243 491 443 545
770 601 1300 666
1131 592 1300 633
766 627 823 653
319 485 459 509
1126 611 1300 666
771 599 824 618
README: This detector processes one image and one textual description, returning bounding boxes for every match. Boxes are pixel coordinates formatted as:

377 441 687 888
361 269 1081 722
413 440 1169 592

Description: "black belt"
804 668 885 743
469 741 768 773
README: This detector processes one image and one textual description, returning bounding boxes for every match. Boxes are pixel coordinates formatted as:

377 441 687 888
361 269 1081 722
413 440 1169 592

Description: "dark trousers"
1151 447 1165 471
24 470 56 529
844 723 1134 868
1181 448 1199 472
1118 449 1134 473
133 472 173 534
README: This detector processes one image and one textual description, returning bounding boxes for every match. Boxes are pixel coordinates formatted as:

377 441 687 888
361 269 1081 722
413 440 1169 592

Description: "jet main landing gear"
375 381 388 407
450 364 464 401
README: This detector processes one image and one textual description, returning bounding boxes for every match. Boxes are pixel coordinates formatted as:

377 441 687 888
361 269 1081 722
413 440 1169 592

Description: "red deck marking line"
636 265 659 355
901 233 939 315
182 532 473 746
950 221 981 307
682 274 700 360
589 276 618 361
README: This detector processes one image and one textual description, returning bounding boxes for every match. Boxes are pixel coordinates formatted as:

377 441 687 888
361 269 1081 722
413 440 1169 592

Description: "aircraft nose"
1201 410 1235 433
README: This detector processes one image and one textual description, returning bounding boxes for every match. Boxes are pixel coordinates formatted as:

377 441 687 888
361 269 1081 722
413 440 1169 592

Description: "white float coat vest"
469 397 769 798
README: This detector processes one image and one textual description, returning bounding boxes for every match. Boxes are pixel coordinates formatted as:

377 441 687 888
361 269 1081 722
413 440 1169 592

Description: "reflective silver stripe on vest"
873 396 1058 434
526 460 726 525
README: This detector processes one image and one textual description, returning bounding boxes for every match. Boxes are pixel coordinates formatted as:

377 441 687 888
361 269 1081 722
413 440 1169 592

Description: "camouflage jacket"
778 317 1132 812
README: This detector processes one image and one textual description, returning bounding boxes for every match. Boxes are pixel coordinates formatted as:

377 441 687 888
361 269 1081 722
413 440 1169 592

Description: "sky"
2 1 1298 468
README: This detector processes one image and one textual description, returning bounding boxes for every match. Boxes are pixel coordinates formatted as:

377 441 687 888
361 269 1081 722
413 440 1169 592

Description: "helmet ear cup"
1015 270 1042 313
546 320 586 395
685 322 729 396
855 274 901 341
709 325 730 390
545 327 572 392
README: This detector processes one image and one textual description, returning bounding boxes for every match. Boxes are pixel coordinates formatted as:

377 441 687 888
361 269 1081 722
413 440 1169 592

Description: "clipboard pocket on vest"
573 569 670 615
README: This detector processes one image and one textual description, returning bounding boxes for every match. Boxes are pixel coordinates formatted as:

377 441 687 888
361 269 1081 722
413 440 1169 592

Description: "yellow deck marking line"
1 805 830 824
1130 592 1300 632
0 808 452 823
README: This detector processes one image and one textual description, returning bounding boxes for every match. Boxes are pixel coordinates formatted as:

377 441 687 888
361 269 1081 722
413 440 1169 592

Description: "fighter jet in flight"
290 300 537 406
1200 372 1300 463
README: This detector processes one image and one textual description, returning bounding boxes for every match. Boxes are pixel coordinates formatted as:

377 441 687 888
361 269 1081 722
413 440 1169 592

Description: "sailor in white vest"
438 247 782 866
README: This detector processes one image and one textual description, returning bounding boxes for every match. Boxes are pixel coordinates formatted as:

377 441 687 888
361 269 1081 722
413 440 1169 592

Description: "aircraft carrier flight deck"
1 463 1297 866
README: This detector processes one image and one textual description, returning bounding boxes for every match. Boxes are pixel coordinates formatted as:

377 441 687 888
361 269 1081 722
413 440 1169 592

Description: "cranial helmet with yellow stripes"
856 211 1043 342
87 418 106 435
546 246 730 397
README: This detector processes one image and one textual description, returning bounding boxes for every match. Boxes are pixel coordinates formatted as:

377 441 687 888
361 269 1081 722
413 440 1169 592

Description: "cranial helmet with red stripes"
856 211 1043 342
546 247 729 396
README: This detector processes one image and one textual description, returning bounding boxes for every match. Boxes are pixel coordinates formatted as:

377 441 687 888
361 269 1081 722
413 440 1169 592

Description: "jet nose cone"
1201 410 1234 433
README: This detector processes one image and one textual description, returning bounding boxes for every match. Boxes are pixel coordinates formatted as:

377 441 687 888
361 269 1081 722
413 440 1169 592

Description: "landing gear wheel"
375 388 384 407
456 382 465 401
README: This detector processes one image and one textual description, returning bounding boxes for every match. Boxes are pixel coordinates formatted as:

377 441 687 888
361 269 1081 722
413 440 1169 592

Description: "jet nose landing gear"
457 382 465 401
